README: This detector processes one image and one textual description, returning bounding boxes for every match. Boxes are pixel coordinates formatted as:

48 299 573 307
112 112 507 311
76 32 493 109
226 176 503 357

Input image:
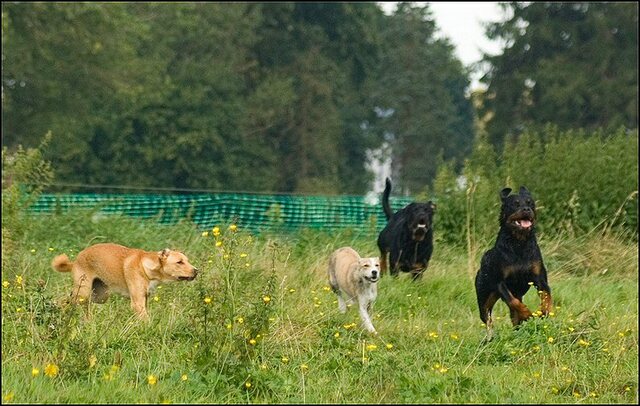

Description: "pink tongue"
519 220 532 228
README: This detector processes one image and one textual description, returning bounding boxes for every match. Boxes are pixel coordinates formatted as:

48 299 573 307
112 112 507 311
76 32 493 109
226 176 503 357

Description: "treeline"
2 2 472 194
2 2 638 195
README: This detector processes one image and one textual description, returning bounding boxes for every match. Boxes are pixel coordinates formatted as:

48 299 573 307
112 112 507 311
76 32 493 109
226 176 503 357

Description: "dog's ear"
519 186 530 196
142 255 161 273
158 248 171 264
500 188 512 201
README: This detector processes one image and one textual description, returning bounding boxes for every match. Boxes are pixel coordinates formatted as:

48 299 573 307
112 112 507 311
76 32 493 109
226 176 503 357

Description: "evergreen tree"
371 2 474 195
480 2 638 148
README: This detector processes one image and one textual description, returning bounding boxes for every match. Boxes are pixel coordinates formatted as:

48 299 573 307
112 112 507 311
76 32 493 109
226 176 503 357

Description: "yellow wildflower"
201 231 209 237
249 339 257 345
3 392 14 402
386 343 394 349
578 339 590 347
2 281 9 288
215 241 222 247
262 295 271 304
44 363 59 378
366 344 378 351
547 336 554 343
15 275 23 285
334 332 340 338
229 224 237 232
212 227 220 236
281 356 289 364
204 297 212 304
148 375 157 385
31 368 40 377
181 374 188 381
244 381 251 389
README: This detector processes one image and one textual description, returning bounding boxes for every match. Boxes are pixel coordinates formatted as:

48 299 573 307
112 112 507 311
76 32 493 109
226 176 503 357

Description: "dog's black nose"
193 268 199 275
371 270 378 277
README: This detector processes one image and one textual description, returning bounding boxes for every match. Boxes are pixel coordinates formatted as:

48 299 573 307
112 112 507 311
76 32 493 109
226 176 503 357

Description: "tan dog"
52 243 198 319
328 247 380 334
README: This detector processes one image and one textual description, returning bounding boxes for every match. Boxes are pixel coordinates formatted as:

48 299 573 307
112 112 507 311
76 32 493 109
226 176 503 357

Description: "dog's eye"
177 260 184 264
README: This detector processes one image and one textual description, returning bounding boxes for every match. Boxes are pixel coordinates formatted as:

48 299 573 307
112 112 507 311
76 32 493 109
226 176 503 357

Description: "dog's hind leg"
477 290 499 338
91 279 110 304
379 251 389 275
389 250 403 277
71 272 93 319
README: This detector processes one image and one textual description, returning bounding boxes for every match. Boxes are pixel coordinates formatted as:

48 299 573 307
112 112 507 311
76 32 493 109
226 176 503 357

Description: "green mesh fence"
30 193 415 233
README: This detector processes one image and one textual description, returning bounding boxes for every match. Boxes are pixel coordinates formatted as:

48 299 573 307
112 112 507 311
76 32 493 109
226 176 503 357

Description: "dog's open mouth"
511 216 534 230
412 223 429 240
178 275 197 281
364 276 379 283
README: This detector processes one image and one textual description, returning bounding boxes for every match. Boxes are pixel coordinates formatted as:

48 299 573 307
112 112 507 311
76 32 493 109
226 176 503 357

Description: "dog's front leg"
535 280 552 316
130 292 150 320
496 282 532 325
358 298 376 334
336 293 347 313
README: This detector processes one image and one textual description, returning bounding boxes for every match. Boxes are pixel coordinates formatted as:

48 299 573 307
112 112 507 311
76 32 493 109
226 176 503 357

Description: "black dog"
377 178 436 280
475 186 552 336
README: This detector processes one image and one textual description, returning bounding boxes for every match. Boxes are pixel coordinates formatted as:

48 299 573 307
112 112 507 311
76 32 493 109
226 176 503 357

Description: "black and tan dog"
475 186 552 337
377 178 436 280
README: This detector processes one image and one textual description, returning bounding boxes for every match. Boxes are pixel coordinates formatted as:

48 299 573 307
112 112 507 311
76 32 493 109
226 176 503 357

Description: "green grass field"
1 210 638 404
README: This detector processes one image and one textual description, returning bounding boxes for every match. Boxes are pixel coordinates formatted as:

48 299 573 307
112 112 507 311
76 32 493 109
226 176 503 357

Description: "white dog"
328 247 380 334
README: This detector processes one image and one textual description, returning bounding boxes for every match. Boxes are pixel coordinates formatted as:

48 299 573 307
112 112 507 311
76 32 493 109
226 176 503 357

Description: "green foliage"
481 2 638 148
430 126 638 247
2 133 54 268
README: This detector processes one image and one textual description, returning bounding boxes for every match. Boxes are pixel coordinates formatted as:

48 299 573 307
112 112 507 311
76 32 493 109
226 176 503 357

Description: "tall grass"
1 210 637 404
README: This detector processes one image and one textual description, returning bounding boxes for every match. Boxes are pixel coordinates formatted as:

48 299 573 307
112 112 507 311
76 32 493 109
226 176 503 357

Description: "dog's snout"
192 268 199 276
372 270 378 277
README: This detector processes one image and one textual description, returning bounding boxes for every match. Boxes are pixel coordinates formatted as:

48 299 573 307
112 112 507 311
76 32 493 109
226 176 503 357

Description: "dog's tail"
382 177 393 221
52 254 73 272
